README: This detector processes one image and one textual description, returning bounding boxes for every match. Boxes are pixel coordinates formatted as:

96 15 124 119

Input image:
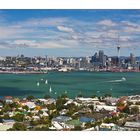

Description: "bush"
44 94 51 99
10 122 26 131
26 95 35 101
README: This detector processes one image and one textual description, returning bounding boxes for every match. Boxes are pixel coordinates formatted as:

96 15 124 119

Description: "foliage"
3 104 12 112
22 105 29 111
77 94 83 98
135 102 140 105
91 95 97 98
9 102 19 108
9 122 26 131
56 97 67 111
72 126 82 131
104 93 112 98
26 95 35 101
30 120 40 126
130 106 139 114
12 113 24 122
127 101 133 106
121 106 130 114
34 126 50 131
60 93 68 99
44 94 51 99
47 103 56 110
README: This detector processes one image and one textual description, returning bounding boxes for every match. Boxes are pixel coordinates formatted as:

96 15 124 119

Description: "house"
105 97 118 106
0 123 13 131
4 96 13 103
32 116 40 121
78 107 92 114
39 98 56 105
76 97 99 105
0 119 16 130
51 121 63 130
66 119 82 129
95 105 117 112
0 102 3 108
25 102 36 109
79 117 95 123
52 116 72 123
59 109 68 115
124 121 140 130
64 99 80 106
128 95 140 104
100 123 116 129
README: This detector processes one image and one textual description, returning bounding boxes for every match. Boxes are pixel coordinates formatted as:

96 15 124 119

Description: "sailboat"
45 79 48 84
37 82 40 86
49 86 52 93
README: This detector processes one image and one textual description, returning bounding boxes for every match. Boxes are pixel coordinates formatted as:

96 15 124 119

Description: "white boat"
45 79 48 84
37 82 40 86
49 86 52 93
122 77 126 81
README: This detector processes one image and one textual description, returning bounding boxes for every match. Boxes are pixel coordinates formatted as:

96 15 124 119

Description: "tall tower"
117 35 120 67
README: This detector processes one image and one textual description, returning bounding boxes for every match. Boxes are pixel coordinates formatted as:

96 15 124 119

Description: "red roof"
117 106 126 111
4 96 13 99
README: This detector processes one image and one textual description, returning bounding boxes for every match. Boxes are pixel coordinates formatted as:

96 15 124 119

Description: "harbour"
0 71 140 98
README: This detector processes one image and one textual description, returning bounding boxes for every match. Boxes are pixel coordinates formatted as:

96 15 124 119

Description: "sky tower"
117 35 120 66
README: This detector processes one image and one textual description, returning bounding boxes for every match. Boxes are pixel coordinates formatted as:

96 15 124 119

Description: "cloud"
57 26 74 33
0 39 79 49
97 19 117 27
1 13 140 54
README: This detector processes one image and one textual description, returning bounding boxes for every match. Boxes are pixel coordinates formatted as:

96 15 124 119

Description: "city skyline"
1 10 140 56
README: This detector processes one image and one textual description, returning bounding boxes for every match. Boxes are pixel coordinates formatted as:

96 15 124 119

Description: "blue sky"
0 10 140 57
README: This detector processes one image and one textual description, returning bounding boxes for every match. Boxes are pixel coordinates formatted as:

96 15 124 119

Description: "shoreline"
0 70 140 74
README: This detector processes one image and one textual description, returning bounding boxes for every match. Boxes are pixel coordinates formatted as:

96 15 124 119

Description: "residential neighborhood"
0 94 140 131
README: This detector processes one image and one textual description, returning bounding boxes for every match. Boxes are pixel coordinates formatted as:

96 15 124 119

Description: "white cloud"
0 39 79 49
97 19 117 26
57 26 74 33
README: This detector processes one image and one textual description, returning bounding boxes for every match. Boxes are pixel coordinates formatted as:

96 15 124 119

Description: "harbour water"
0 71 140 98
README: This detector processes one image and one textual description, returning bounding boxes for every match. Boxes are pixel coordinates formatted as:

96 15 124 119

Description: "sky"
0 10 140 57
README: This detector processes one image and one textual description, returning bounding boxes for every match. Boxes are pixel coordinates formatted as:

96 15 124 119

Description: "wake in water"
107 77 126 83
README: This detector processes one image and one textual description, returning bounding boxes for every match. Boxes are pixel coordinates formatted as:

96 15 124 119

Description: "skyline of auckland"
0 10 140 57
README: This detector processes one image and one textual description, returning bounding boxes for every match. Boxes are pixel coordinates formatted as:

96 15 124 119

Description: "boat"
37 82 40 86
45 79 48 84
122 77 126 81
49 86 52 93
41 78 44 81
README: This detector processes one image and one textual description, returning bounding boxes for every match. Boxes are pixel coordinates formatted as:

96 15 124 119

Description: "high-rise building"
130 53 136 66
99 50 106 66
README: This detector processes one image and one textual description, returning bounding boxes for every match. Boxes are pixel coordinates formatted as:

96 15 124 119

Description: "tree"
47 103 56 110
3 104 12 112
56 98 67 111
10 122 26 131
60 93 68 99
10 102 19 108
104 93 112 98
22 105 29 111
26 95 35 101
130 106 139 114
135 102 140 105
122 106 130 114
12 113 24 122
91 95 97 98
34 126 50 131
44 94 51 99
77 94 83 98
72 126 82 131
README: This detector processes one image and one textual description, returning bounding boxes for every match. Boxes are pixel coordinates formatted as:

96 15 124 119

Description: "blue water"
0 71 140 98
